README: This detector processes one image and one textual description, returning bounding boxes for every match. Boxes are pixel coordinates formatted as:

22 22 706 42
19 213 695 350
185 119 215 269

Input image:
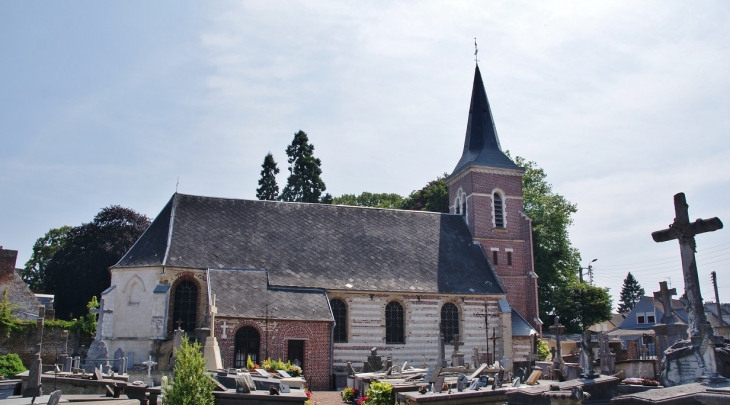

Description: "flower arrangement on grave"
246 355 256 370
363 382 393 405
285 361 302 377
357 396 369 405
641 379 659 387
304 388 314 405
341 387 359 402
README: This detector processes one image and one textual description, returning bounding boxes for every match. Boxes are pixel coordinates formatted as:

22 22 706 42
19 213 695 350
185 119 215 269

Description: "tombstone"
120 357 128 374
500 355 510 372
93 368 104 381
579 331 599 379
456 373 467 392
86 299 111 371
525 369 542 385
652 281 689 367
651 193 726 386
22 347 42 397
63 357 73 373
471 347 479 368
113 348 125 372
47 390 63 405
142 355 157 378
438 332 447 368
450 334 465 367
492 367 505 390
363 347 383 372
549 316 566 373
598 332 615 375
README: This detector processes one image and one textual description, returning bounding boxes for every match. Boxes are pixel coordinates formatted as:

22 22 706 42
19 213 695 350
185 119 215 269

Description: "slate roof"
0 249 41 320
451 64 521 177
114 193 505 295
511 309 537 337
208 269 333 321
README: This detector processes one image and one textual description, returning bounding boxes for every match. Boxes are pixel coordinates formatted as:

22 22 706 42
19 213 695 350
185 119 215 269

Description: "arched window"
172 280 198 333
385 302 405 344
440 303 459 343
493 192 505 228
454 189 467 217
331 299 348 343
234 327 260 367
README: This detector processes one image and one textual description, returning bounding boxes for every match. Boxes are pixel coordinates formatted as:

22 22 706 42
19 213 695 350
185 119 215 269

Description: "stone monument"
598 332 615 375
579 331 599 379
652 281 689 365
652 192 726 386
202 294 223 371
438 331 447 368
86 298 111 371
550 316 566 373
450 334 465 367
363 347 383 372
22 344 43 397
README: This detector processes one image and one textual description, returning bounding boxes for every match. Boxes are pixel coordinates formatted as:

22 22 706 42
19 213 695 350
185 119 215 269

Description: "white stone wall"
329 292 509 369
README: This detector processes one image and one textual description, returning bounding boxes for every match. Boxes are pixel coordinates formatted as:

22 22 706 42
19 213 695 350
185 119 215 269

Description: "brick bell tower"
446 64 540 332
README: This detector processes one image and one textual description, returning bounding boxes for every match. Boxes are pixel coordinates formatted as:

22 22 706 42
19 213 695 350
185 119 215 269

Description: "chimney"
0 247 19 276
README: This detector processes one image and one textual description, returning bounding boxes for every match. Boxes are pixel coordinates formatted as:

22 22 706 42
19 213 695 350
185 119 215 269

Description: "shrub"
0 354 27 377
164 340 215 405
364 381 393 405
246 355 255 370
537 338 551 361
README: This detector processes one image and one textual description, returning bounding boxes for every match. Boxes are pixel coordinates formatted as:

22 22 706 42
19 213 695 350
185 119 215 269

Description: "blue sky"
2 1 729 310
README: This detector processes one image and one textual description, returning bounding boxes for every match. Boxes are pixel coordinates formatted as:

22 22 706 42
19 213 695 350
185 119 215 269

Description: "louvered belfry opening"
385 302 405 344
172 280 198 333
440 303 460 343
494 193 504 228
331 299 348 343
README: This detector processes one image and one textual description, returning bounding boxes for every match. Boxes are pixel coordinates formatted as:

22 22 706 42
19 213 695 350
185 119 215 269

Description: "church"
101 64 540 390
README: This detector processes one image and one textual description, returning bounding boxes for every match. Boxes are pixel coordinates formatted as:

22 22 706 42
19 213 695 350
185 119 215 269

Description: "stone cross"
549 316 565 369
653 281 678 324
220 321 229 339
580 331 599 378
474 301 492 362
438 331 446 367
652 192 723 338
90 299 112 341
209 294 217 338
451 334 464 355
142 355 157 378
489 327 501 362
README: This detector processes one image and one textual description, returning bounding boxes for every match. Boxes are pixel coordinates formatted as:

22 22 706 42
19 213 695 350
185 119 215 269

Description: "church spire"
451 64 519 176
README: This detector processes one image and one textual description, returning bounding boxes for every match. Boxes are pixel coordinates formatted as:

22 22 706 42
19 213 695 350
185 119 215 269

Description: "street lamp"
579 259 597 284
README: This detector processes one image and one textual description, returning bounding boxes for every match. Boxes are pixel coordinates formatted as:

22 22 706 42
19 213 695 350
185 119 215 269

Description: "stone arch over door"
234 325 261 368
280 323 314 371
167 273 202 335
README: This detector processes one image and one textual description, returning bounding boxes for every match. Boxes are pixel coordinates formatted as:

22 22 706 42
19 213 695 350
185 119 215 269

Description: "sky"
2 1 729 311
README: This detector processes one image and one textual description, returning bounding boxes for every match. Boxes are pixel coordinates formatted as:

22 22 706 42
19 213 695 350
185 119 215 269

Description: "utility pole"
579 259 597 284
711 271 726 327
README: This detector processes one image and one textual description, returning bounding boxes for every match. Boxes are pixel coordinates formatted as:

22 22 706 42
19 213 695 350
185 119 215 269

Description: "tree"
44 206 150 320
21 226 72 291
508 153 585 325
256 153 280 200
163 339 215 405
333 192 405 209
554 281 613 333
280 130 328 203
618 272 645 313
400 174 449 213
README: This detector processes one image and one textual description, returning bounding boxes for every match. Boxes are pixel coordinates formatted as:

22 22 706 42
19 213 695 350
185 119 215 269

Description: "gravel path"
310 390 344 405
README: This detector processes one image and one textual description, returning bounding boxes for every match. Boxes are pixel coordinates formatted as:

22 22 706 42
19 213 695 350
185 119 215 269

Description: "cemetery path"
310 390 343 405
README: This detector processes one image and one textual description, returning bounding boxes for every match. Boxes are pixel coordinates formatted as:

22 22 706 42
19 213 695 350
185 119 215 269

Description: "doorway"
287 340 305 370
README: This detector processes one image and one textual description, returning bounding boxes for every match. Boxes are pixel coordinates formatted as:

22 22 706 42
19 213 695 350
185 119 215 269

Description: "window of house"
440 303 459 343
172 280 198 333
385 302 405 344
647 313 656 324
493 193 505 228
637 313 646 324
492 251 499 266
234 327 260 367
507 251 512 266
331 299 347 343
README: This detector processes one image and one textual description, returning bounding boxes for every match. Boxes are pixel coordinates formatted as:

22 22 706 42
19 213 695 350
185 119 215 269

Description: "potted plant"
341 387 359 403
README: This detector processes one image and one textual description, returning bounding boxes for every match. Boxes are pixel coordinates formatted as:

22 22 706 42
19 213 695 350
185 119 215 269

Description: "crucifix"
489 327 501 364
653 281 678 324
474 300 493 363
90 299 112 342
652 192 723 338
220 322 229 339
451 334 464 356
549 316 565 369
142 355 157 378
209 294 217 338
175 319 183 330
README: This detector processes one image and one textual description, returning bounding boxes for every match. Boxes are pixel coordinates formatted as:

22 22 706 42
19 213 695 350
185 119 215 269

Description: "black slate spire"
451 64 520 176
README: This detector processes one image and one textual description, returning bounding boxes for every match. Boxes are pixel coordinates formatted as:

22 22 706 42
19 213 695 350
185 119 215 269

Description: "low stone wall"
615 359 658 380
0 324 92 367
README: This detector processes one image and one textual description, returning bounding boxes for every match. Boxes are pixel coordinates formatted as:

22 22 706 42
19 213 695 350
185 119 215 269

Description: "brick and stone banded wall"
215 318 332 391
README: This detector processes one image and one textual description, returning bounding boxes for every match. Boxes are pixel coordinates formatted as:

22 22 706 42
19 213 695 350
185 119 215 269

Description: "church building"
101 64 539 390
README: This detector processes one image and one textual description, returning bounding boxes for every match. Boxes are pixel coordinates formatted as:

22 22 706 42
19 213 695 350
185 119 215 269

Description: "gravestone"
526 369 542 385
450 334 465 367
47 390 62 405
438 332 447 367
471 347 479 368
598 332 615 375
579 331 599 379
363 347 383 372
113 348 125 372
63 357 72 373
652 281 689 371
86 299 111 371
142 356 157 378
492 367 505 390
549 316 566 373
652 193 726 386
202 294 223 370
23 346 42 397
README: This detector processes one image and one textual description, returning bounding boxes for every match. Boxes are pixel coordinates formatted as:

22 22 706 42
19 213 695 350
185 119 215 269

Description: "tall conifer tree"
280 130 327 203
618 272 645 313
256 153 280 200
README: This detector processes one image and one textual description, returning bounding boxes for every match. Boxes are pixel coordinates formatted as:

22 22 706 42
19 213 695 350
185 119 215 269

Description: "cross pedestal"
652 281 689 368
549 316 565 372
580 331 600 379
450 334 465 367
652 192 725 386
202 295 223 371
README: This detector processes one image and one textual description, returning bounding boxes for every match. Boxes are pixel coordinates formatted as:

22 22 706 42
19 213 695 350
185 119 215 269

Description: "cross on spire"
474 38 479 63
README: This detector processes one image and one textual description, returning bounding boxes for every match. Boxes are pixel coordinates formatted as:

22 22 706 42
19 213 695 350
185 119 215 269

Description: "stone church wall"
329 292 507 370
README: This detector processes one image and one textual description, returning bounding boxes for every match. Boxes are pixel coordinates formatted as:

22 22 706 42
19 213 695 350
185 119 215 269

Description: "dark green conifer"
256 153 280 200
280 130 327 203
618 272 645 313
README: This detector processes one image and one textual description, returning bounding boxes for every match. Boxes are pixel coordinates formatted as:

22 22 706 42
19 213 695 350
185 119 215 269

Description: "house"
102 64 539 390
0 247 42 320
609 296 688 358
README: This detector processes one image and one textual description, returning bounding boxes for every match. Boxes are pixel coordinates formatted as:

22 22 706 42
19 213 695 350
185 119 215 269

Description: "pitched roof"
0 248 41 320
208 269 333 322
115 193 505 295
451 64 521 177
512 309 537 337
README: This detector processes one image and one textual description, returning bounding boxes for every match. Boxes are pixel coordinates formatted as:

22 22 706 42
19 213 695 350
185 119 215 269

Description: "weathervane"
474 38 479 63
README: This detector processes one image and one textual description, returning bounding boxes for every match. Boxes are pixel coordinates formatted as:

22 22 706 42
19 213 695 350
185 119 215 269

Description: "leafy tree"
280 130 328 203
507 153 584 325
0 288 21 338
536 338 551 361
554 281 613 333
0 353 27 377
333 192 405 209
45 206 150 320
164 339 215 405
22 226 72 291
256 153 280 200
400 174 449 213
618 272 645 313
